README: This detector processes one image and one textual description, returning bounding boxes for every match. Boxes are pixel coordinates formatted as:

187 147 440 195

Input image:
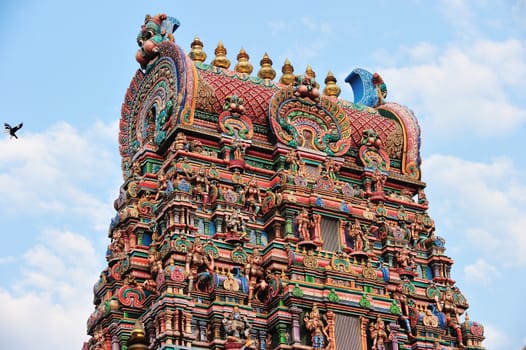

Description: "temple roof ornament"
211 41 231 69
189 36 207 62
323 71 341 98
257 52 276 80
305 64 320 89
234 48 253 74
279 58 295 86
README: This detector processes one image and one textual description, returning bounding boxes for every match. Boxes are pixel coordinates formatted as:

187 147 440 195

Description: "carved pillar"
165 310 173 332
277 323 289 345
360 316 369 350
273 221 283 239
284 210 294 238
326 311 335 350
389 322 400 350
290 306 301 345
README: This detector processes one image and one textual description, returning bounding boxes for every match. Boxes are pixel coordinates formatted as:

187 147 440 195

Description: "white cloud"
483 323 512 350
423 154 526 267
463 258 501 286
379 38 526 136
0 229 102 350
0 120 120 230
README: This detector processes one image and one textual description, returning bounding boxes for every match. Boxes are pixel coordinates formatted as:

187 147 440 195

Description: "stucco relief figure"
225 209 247 239
222 305 254 347
344 218 369 252
435 287 465 348
245 249 266 304
371 168 387 193
154 168 168 200
396 247 415 270
188 164 209 201
370 316 388 350
243 175 261 214
285 149 305 176
135 14 180 70
108 229 125 257
304 304 329 349
296 208 312 241
185 237 214 294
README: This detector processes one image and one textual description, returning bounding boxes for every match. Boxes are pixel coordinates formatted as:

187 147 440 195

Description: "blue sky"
0 1 525 349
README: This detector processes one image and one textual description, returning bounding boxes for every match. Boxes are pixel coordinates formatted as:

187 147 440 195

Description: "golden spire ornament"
211 41 231 69
234 48 253 74
323 71 341 98
257 52 276 81
305 65 320 89
279 58 295 86
189 36 207 62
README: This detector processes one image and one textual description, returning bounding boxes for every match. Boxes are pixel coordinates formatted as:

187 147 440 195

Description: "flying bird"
4 122 23 139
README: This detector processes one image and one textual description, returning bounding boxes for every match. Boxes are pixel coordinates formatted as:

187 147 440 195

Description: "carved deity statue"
303 304 329 349
185 237 214 293
435 287 464 347
245 249 267 304
222 305 253 347
370 316 388 350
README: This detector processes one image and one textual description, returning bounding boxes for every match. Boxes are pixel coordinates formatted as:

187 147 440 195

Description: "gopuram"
84 13 486 350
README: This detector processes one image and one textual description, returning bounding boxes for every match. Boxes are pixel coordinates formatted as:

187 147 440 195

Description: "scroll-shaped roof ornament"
345 68 387 108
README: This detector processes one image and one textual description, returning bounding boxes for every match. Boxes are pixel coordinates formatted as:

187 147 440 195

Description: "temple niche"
83 13 485 350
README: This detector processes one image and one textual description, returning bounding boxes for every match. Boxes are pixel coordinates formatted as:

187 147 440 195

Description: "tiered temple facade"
84 14 485 350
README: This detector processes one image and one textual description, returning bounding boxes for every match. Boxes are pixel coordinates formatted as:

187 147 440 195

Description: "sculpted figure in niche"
396 247 415 270
154 168 168 200
370 316 388 350
222 305 253 347
371 168 387 193
189 164 209 201
285 149 305 176
435 287 464 348
303 304 329 349
296 208 312 241
245 249 267 303
243 175 261 214
185 237 214 293
225 209 247 237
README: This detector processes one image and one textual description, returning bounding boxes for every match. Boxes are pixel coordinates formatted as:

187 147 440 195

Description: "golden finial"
234 48 253 74
189 36 207 62
127 321 148 350
279 58 295 86
211 41 231 69
305 65 320 89
257 52 276 80
323 71 341 98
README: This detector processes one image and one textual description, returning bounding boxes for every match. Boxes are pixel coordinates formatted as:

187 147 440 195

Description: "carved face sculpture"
135 14 180 69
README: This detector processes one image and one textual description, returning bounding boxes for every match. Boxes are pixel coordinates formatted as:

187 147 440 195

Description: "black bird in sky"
4 122 23 139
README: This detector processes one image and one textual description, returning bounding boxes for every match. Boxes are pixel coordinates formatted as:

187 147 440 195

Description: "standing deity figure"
320 157 340 181
435 287 465 347
154 168 168 200
371 168 387 193
243 175 261 214
232 138 247 160
222 305 253 347
188 164 209 201
296 208 312 241
185 237 214 294
245 249 266 304
370 316 388 350
285 149 305 176
225 209 247 238
396 247 415 270
304 304 329 350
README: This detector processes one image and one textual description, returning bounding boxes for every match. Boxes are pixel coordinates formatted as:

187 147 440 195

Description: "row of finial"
189 36 341 97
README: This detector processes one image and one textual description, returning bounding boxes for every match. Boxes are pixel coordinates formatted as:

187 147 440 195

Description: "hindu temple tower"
83 13 486 350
